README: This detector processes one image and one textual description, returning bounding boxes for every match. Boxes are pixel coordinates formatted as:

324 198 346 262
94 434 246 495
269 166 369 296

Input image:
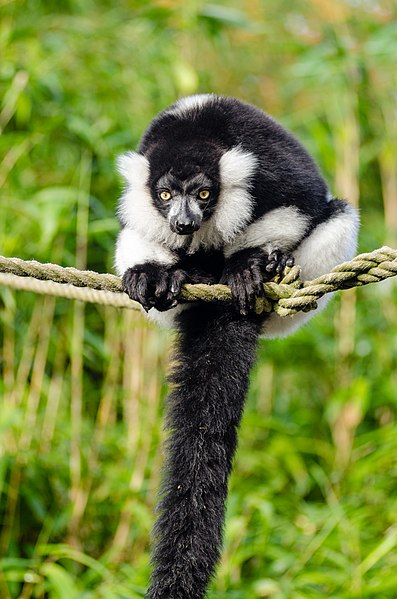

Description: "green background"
1 1 397 597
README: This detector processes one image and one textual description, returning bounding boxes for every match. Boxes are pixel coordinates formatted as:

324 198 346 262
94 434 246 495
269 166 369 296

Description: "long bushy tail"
147 304 261 599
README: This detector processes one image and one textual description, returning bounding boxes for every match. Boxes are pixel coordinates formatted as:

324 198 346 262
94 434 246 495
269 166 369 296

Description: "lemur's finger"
231 273 249 316
151 269 188 311
266 249 281 274
136 272 149 299
122 270 150 310
242 269 258 312
169 269 187 296
121 270 137 300
136 273 156 311
155 270 186 309
286 255 295 267
154 271 169 298
275 252 295 274
250 263 264 295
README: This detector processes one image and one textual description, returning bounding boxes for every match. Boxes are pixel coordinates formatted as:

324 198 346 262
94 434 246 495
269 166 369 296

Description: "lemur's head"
146 141 222 235
117 97 258 245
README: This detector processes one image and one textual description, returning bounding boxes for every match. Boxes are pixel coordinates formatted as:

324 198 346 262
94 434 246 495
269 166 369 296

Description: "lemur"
115 94 359 599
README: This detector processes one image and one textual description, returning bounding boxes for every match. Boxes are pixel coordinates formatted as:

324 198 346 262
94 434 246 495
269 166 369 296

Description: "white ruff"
117 152 187 250
117 148 259 252
214 147 258 244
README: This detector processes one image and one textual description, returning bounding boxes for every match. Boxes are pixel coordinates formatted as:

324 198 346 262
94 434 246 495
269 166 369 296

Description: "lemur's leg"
261 202 359 338
222 202 358 332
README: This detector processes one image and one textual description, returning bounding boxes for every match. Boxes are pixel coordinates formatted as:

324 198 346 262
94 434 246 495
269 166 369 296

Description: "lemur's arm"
115 227 176 272
220 206 309 315
222 202 359 327
115 227 188 312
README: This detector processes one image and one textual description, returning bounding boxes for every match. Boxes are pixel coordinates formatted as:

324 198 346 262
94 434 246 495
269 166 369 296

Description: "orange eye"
198 190 210 200
159 191 171 201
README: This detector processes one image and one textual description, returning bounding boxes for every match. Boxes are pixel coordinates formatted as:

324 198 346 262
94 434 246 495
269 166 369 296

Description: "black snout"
169 198 203 235
174 220 198 235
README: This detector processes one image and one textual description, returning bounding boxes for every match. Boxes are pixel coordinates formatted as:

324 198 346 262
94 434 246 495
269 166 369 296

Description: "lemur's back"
139 94 329 217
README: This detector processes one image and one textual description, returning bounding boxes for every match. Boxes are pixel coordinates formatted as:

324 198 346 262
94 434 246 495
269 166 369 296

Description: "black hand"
263 248 295 277
220 248 266 316
220 247 295 316
122 263 188 312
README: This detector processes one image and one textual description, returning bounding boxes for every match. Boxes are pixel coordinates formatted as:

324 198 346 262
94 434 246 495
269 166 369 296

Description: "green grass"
1 1 397 597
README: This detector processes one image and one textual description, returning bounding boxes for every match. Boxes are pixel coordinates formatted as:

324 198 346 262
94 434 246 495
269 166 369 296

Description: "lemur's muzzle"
173 220 199 235
169 197 202 235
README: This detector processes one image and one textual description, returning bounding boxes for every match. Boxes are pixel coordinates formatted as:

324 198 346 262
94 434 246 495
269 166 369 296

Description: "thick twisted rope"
0 247 396 316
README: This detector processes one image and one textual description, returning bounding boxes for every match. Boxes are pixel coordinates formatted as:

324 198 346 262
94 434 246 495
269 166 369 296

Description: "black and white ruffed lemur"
115 94 359 598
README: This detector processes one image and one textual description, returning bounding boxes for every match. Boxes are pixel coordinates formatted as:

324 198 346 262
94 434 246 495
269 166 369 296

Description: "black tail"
147 304 261 599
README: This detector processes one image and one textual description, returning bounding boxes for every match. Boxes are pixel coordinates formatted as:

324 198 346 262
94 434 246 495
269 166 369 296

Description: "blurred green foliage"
1 0 397 597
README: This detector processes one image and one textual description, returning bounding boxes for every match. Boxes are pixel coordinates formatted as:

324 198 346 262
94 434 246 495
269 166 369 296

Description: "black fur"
122 263 189 312
220 248 294 316
147 304 261 599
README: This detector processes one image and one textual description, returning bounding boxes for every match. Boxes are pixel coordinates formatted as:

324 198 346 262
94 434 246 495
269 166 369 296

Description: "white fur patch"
167 94 215 117
117 151 188 250
224 206 310 257
147 304 187 328
114 227 176 276
261 296 332 339
261 203 359 338
214 147 258 244
116 151 147 186
293 203 359 281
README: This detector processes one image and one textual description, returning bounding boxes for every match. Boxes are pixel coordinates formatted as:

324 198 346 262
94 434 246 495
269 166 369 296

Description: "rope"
0 273 134 309
0 247 396 317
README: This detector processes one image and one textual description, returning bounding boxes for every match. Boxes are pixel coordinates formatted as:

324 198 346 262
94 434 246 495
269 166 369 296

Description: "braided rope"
0 247 396 316
0 273 134 309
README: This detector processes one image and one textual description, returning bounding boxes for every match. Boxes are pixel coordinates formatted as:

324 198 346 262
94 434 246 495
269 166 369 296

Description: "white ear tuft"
116 152 149 185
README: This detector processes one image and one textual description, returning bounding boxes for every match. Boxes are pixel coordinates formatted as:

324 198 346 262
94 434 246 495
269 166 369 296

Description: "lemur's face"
146 139 222 235
151 168 220 235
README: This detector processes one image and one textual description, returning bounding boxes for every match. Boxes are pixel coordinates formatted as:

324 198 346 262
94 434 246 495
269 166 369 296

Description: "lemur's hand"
263 248 294 277
122 263 188 312
220 248 265 316
221 247 294 316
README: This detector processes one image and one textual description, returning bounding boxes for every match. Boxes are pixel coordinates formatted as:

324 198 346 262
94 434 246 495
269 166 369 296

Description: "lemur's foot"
122 263 188 312
221 248 265 316
263 249 294 278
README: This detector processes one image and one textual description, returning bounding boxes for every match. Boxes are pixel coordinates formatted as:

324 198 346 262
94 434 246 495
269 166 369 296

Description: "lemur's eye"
198 189 210 200
159 191 172 201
